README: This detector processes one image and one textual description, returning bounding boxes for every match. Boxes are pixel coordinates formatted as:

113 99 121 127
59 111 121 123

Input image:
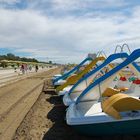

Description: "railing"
114 43 131 54
97 51 107 58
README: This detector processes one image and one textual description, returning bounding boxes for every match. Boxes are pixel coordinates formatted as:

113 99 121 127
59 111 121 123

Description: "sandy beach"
0 67 60 140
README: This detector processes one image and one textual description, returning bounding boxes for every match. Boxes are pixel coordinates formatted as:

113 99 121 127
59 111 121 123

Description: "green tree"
7 53 16 60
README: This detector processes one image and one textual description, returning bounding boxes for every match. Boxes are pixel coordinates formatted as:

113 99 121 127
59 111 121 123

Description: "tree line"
0 53 39 63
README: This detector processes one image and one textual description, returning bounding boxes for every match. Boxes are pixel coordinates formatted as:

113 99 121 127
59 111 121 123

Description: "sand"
0 67 61 140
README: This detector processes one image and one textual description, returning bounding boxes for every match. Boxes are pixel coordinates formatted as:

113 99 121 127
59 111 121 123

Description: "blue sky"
0 0 140 63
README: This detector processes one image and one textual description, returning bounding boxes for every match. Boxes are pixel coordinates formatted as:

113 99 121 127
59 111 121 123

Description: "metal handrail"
96 51 101 57
97 51 107 58
114 45 122 54
121 43 131 54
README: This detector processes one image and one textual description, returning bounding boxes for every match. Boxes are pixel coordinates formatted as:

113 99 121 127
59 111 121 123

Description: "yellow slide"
56 56 105 91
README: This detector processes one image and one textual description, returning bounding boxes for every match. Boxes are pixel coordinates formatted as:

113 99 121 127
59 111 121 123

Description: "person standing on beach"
20 64 25 74
35 65 39 72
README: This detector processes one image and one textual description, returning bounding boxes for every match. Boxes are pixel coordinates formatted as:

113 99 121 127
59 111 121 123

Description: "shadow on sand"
43 90 57 96
43 93 140 140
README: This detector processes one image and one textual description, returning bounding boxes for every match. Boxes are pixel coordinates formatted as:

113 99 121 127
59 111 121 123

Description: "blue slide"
68 52 140 96
53 57 93 83
76 49 140 104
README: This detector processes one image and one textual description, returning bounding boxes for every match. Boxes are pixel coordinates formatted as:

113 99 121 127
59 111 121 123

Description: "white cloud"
0 1 140 63
26 0 129 19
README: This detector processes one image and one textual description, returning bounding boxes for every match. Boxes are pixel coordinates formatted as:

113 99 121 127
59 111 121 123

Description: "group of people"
20 64 39 74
